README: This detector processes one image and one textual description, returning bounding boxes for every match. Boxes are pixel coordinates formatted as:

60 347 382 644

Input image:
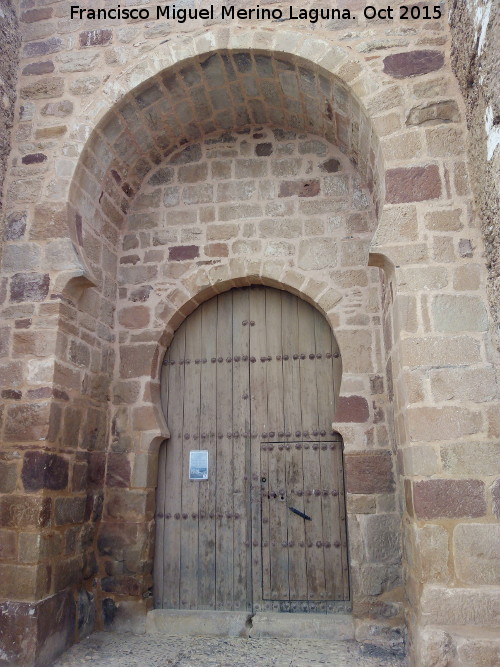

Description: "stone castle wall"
0 0 20 217
0 2 498 666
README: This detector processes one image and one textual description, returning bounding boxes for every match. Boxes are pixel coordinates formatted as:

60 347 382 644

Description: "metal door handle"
288 506 312 521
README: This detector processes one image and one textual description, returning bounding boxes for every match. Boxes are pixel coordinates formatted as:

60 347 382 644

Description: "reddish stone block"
205 243 229 258
10 273 50 302
118 305 150 329
22 61 54 76
1 389 22 399
87 452 106 488
106 453 131 488
22 153 47 164
21 7 53 22
0 495 51 528
169 245 200 261
385 165 441 203
345 451 395 494
279 179 320 198
22 451 69 492
413 479 486 519
23 37 63 58
383 50 444 78
334 396 369 422
79 29 112 47
4 402 51 441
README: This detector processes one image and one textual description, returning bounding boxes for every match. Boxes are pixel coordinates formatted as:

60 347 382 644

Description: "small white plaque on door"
189 450 209 480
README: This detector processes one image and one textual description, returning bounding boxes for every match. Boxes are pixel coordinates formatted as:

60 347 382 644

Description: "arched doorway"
154 286 348 614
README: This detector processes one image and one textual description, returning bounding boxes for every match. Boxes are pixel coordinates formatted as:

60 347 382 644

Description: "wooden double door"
155 286 348 613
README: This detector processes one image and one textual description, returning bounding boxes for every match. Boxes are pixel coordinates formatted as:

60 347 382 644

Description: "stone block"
492 479 500 519
10 272 49 302
398 266 448 291
169 245 200 261
22 61 54 76
106 453 131 488
351 563 402 597
23 37 63 58
346 494 376 514
383 50 444 78
20 76 64 99
119 305 150 329
457 639 500 666
453 524 500 585
407 406 481 441
79 29 112 47
0 563 50 600
402 335 481 367
430 365 497 403
4 402 52 441
420 585 500 626
413 479 486 519
217 181 256 201
406 100 460 125
54 496 86 525
279 179 320 198
0 461 18 493
22 451 68 491
425 208 463 231
119 344 157 378
432 295 488 332
401 445 439 476
360 514 400 563
441 442 500 476
4 212 27 241
385 165 441 203
334 396 368 424
414 524 450 583
298 238 337 270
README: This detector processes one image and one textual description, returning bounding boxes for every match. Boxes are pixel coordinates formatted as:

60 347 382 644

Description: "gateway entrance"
154 286 348 612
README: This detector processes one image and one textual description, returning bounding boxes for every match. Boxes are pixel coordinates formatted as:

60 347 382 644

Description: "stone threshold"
146 609 355 640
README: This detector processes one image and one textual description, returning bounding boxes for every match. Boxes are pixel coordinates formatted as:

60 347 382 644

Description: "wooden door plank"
161 323 186 608
281 291 302 442
264 288 285 440
313 308 336 442
319 443 343 599
336 441 350 600
153 440 167 608
179 306 202 609
268 444 289 599
302 445 326 600
281 292 307 601
260 446 271 599
197 299 218 609
285 445 308 600
249 287 268 610
215 291 234 609
297 298 319 443
231 288 251 610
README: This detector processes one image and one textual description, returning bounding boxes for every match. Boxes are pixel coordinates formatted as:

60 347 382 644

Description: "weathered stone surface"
441 442 500 476
383 51 444 78
408 406 481 441
298 238 337 270
10 272 49 302
420 585 500 626
4 402 52 441
22 451 69 491
406 100 460 126
413 479 486 519
279 179 320 198
22 60 54 76
385 165 441 203
54 496 86 525
492 479 500 519
0 495 51 528
23 37 63 58
77 589 96 639
360 514 400 564
4 212 27 241
20 76 64 99
106 453 131 488
335 396 369 423
79 29 112 47
432 295 488 332
453 524 500 585
0 461 18 493
41 100 73 117
345 451 394 494
169 245 200 261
